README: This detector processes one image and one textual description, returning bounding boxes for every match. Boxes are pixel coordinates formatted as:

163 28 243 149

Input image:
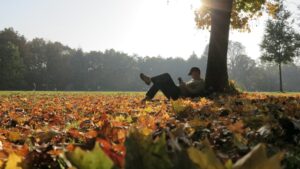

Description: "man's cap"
188 67 201 75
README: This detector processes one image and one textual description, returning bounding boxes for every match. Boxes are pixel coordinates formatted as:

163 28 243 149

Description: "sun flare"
192 0 204 9
198 0 203 8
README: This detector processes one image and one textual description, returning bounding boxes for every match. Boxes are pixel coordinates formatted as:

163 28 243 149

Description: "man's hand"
178 77 183 83
178 77 186 86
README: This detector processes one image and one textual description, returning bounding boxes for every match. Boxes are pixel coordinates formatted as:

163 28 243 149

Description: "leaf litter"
0 92 299 168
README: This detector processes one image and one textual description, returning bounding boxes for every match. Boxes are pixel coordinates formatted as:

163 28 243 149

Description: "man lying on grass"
140 67 205 102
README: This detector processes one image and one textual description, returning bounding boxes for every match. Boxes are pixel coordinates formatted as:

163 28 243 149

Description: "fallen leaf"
233 143 283 169
66 143 114 169
5 153 22 169
187 139 225 169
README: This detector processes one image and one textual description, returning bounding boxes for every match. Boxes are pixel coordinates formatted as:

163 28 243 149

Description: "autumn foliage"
0 92 299 168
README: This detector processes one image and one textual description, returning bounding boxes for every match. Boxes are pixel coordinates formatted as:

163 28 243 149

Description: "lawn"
0 91 145 96
0 91 299 169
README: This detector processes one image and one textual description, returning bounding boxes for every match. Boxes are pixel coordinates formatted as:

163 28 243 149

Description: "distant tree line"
0 28 299 91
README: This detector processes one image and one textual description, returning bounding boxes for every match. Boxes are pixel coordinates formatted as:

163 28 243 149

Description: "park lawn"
0 90 145 96
0 91 299 168
1 90 300 96
247 91 300 96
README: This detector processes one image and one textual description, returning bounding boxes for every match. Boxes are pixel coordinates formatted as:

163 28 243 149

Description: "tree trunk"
279 62 283 92
205 0 233 92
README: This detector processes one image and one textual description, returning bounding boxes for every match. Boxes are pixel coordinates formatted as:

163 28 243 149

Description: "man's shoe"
141 96 152 103
140 73 151 85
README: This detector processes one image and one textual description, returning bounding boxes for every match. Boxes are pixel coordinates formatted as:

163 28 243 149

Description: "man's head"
188 67 201 80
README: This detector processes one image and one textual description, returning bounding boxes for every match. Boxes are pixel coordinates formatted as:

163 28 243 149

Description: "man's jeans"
146 73 181 100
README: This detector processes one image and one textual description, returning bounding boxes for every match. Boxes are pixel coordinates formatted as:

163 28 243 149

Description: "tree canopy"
195 0 279 31
261 4 299 64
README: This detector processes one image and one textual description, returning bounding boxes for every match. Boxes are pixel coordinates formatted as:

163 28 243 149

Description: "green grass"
1 91 299 97
0 91 145 96
246 92 300 96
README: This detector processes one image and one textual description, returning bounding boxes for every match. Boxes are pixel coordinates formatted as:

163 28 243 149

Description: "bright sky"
0 0 299 60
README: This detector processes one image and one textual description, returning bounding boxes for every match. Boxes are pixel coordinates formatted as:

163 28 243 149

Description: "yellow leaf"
66 143 114 169
143 107 154 113
187 139 225 169
115 116 125 122
225 160 233 169
233 143 283 169
126 116 132 123
140 127 152 136
171 100 191 114
5 153 22 169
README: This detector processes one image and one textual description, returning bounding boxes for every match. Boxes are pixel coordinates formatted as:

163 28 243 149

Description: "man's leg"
145 85 159 99
150 73 180 100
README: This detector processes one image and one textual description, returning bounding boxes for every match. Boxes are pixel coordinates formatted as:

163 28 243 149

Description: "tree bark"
279 62 283 92
205 0 233 92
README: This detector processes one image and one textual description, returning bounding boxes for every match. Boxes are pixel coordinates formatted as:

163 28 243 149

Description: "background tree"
0 28 28 89
26 38 48 90
69 49 88 90
227 41 246 75
260 3 300 92
195 0 279 92
0 28 28 59
0 42 25 89
1 27 300 92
